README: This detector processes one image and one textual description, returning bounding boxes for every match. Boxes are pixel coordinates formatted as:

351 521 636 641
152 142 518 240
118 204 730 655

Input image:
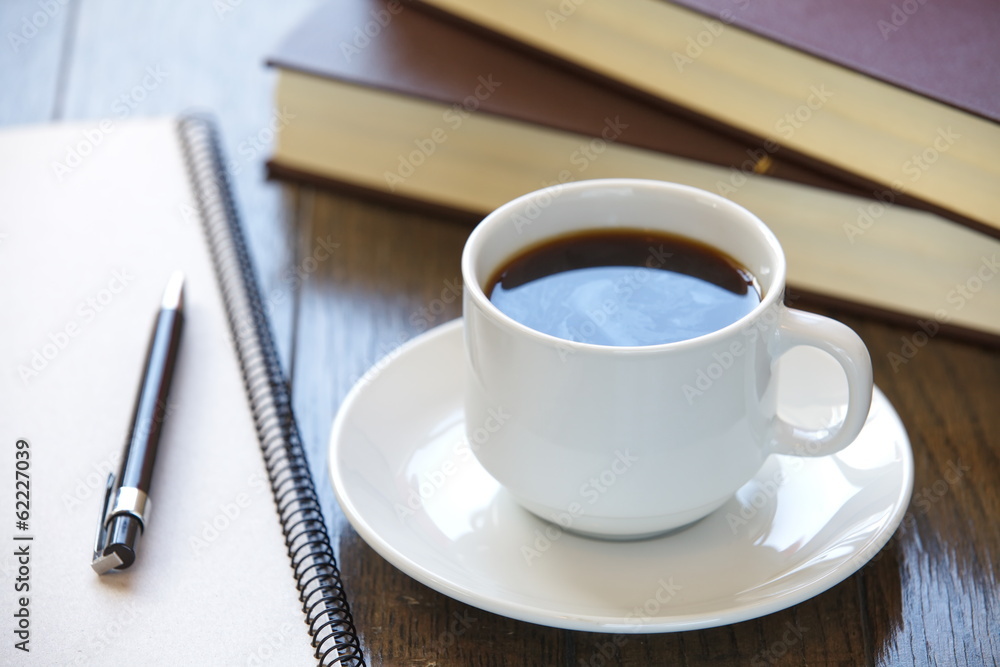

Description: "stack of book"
265 0 1000 345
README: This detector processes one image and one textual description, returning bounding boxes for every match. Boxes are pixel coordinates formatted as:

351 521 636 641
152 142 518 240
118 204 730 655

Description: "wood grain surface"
2 2 997 665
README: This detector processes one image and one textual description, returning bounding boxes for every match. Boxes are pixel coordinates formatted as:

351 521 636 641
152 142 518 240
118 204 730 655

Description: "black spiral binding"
177 115 365 667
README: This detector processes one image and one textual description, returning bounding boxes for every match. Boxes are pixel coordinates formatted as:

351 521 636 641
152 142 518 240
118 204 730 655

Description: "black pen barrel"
117 293 184 493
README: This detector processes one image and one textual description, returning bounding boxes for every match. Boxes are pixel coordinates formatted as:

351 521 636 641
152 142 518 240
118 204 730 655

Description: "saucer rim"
329 318 915 633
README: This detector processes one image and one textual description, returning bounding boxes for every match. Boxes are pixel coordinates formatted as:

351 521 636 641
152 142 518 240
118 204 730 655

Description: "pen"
92 271 185 574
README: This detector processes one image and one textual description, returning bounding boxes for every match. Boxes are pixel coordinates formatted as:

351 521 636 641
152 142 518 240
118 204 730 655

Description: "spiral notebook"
0 117 363 665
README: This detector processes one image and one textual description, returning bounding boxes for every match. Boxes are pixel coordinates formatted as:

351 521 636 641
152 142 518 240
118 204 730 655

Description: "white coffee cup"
462 179 873 539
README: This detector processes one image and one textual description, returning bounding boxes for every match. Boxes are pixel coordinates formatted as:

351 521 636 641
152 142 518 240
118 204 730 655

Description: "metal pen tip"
161 271 185 311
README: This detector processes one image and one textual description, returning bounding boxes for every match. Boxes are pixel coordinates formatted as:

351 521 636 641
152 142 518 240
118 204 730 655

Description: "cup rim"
462 178 787 354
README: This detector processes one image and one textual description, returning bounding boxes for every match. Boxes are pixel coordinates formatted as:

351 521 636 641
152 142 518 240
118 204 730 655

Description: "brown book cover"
267 0 889 203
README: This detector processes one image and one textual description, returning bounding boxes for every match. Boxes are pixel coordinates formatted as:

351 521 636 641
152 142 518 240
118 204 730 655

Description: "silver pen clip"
91 473 124 574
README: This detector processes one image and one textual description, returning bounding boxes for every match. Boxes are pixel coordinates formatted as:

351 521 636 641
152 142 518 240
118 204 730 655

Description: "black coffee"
486 229 760 346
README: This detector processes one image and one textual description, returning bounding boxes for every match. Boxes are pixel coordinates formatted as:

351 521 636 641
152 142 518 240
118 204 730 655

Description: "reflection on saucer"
330 319 914 633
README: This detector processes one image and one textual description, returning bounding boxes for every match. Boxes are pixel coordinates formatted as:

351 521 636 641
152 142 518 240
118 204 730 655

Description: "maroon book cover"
671 0 1000 123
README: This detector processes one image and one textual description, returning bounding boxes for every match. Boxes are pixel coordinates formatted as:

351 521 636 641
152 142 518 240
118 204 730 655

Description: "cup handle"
767 307 873 457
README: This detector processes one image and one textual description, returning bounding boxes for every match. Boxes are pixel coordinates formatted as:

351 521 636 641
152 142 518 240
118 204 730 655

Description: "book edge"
267 158 1000 350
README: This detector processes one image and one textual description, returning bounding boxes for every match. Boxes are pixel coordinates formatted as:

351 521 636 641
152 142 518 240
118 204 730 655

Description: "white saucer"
329 319 913 633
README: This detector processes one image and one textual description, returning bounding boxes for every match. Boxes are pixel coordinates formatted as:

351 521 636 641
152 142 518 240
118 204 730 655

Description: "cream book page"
276 72 1000 341
0 118 316 665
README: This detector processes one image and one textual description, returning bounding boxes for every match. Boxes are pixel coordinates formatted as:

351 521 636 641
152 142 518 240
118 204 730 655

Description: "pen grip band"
109 486 151 529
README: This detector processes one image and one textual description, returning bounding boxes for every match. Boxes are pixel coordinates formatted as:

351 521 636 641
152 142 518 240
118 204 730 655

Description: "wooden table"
3 2 997 664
